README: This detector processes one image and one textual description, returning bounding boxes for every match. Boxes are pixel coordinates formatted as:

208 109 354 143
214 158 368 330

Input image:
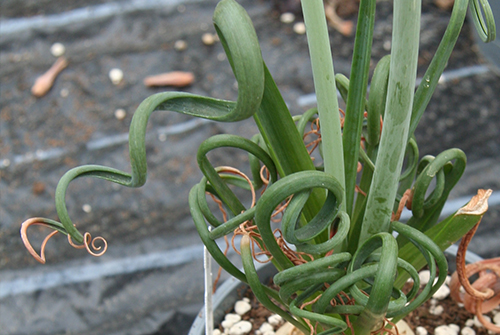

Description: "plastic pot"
188 247 483 335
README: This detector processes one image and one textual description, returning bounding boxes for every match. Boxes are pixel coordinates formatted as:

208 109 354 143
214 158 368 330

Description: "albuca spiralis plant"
21 0 497 334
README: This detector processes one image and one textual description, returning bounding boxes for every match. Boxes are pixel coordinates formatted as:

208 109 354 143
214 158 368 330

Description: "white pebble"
465 319 475 327
213 330 222 335
263 332 275 335
395 320 415 335
222 320 235 330
109 68 124 85
280 12 295 24
50 43 66 57
293 22 306 35
430 305 444 316
202 33 216 46
430 299 438 306
268 314 283 326
221 314 241 329
493 312 500 325
174 40 188 51
433 284 451 300
416 326 428 335
445 275 452 285
82 204 92 213
474 315 491 328
418 270 431 286
243 297 250 303
234 300 252 315
229 320 252 335
158 133 167 142
461 327 475 335
383 40 391 51
259 323 274 333
435 325 458 335
60 88 69 97
1 158 11 167
114 108 126 120
449 324 460 333
255 331 262 335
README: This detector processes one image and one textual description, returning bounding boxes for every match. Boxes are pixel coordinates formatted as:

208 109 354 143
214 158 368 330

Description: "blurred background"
1 0 499 334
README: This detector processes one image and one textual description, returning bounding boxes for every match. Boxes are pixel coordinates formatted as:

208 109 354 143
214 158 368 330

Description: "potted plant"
20 0 497 334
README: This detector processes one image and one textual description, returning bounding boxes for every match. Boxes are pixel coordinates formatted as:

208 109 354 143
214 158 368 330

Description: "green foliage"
23 0 496 334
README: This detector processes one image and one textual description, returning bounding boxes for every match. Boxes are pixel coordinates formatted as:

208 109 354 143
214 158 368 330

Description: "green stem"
359 0 421 246
301 0 345 203
342 0 376 216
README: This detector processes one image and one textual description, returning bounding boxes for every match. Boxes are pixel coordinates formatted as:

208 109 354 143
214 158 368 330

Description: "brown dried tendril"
20 217 107 264
449 189 500 332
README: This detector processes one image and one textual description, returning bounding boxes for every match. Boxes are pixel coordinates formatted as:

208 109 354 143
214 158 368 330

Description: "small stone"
1 158 11 168
213 330 222 335
109 68 124 85
430 299 438 306
449 324 460 333
293 22 306 35
202 33 216 46
268 314 283 326
225 313 241 323
461 327 475 335
234 300 252 315
50 43 66 57
430 305 444 316
260 323 274 333
158 133 167 142
114 108 126 120
493 312 500 325
222 320 235 330
465 319 475 327
174 40 188 51
418 270 431 285
229 320 252 335
242 297 250 303
395 319 414 335
82 204 92 213
433 284 450 300
383 40 391 51
280 12 295 24
445 275 452 285
416 326 428 335
435 325 458 335
263 332 275 335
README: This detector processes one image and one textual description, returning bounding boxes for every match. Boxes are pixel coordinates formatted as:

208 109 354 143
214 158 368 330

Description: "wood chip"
143 71 195 87
31 57 68 97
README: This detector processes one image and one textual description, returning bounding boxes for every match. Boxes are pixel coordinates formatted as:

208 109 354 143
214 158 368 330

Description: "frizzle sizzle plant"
21 0 497 334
